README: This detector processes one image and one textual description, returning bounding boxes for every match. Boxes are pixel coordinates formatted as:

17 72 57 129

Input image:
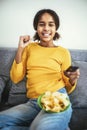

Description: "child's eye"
38 23 44 26
49 24 55 27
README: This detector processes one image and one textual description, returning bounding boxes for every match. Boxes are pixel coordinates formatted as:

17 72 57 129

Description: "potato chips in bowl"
37 91 70 113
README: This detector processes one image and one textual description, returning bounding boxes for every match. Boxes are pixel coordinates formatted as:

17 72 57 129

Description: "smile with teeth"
42 33 51 37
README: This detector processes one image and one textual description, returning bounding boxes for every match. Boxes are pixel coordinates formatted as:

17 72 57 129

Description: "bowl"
37 91 70 113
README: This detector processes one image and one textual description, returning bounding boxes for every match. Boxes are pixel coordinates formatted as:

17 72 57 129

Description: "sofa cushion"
69 61 87 108
69 108 87 130
7 78 28 105
0 48 16 77
0 76 9 102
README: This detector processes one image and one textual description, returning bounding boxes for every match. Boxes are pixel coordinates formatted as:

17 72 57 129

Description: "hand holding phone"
64 65 80 85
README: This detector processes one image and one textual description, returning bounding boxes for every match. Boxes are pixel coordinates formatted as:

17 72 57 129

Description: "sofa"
0 47 87 130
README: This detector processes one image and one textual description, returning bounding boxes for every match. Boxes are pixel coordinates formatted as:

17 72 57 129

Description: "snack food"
37 91 70 113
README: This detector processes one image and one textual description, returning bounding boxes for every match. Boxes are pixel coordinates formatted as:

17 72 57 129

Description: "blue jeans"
0 88 72 130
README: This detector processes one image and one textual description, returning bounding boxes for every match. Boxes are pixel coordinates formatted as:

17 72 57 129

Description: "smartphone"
66 66 79 72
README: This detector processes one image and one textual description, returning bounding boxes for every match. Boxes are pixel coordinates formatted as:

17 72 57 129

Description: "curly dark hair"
33 9 60 41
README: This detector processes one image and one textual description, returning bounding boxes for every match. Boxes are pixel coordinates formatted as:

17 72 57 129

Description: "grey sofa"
0 47 87 130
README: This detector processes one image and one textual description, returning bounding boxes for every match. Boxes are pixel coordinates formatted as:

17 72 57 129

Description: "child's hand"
18 35 30 48
64 67 80 85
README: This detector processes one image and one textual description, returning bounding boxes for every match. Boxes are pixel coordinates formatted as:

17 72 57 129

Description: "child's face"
37 13 56 43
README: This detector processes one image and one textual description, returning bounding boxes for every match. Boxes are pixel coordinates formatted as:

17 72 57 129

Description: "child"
0 9 80 130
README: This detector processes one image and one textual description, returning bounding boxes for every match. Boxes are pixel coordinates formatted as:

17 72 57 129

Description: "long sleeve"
10 46 28 83
61 49 76 94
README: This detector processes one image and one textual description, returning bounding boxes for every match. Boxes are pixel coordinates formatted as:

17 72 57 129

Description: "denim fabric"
1 126 29 130
0 88 72 130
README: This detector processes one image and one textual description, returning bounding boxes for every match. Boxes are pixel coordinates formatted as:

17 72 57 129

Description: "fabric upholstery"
0 48 16 102
69 109 87 130
69 61 87 130
7 78 28 105
69 61 87 108
0 76 9 102
0 48 16 76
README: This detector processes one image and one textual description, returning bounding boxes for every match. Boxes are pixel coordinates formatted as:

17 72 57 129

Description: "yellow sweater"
10 42 76 98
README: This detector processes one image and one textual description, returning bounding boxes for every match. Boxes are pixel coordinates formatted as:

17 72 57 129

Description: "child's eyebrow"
38 21 55 24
